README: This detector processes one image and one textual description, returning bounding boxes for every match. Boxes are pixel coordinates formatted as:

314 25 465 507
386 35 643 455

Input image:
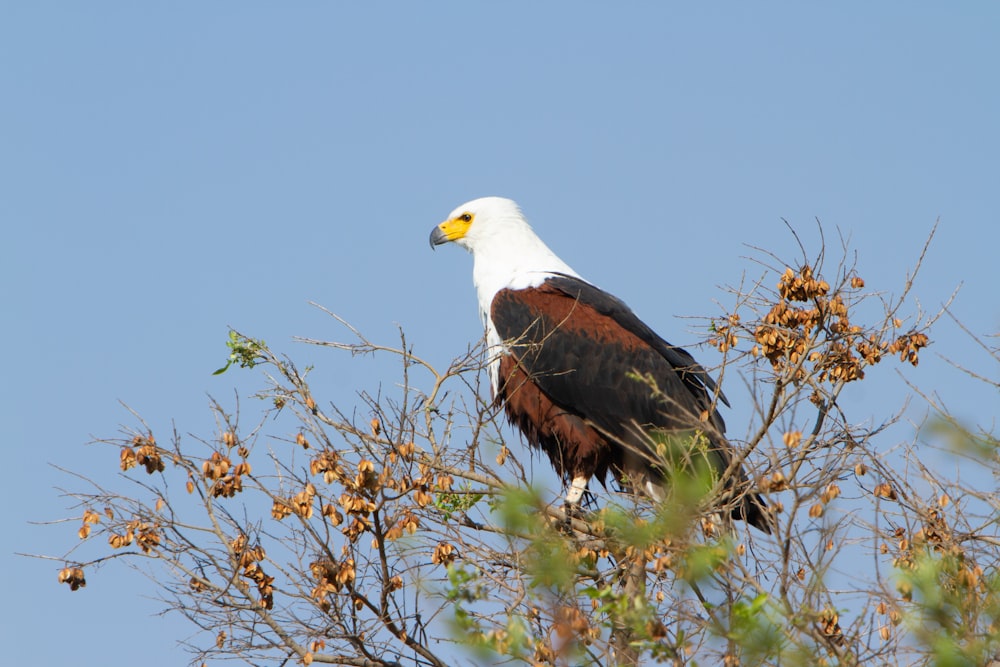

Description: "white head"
430 197 530 252
430 197 581 305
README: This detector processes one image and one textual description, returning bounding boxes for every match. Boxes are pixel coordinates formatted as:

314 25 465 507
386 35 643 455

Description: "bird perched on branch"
430 196 770 533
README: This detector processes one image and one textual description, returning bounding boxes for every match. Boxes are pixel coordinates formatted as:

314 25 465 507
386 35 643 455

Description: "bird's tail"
628 429 773 534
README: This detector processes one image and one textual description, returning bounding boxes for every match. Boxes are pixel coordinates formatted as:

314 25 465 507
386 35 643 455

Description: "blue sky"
4 4 999 665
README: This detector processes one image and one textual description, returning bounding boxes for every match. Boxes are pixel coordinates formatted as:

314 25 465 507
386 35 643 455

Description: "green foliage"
727 593 784 665
434 486 483 521
443 563 484 607
678 541 732 585
497 487 579 592
443 563 535 662
213 330 267 375
442 565 490 654
896 546 1000 667
650 431 724 530
923 414 1000 463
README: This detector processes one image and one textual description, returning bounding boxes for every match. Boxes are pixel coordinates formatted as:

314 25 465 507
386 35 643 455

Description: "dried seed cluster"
202 450 251 499
740 265 929 385
108 519 162 553
231 533 273 609
58 567 86 591
309 558 357 612
120 434 164 474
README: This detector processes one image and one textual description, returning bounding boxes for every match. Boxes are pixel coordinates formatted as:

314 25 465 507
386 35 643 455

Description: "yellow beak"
429 215 473 248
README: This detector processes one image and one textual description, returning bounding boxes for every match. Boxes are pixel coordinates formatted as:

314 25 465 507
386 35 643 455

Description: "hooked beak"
429 224 449 249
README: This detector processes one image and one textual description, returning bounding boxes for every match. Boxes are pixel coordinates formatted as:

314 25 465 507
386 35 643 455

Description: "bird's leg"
562 475 589 524
566 476 588 504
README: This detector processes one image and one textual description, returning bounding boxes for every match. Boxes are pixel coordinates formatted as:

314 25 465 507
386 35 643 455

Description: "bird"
430 196 770 533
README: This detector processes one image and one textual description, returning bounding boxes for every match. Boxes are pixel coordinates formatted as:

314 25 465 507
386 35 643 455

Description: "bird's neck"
471 235 579 316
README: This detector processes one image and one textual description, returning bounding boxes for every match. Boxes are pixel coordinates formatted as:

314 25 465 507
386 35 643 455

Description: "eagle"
430 196 770 533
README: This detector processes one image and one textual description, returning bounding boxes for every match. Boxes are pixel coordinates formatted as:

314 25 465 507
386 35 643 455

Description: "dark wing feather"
547 274 729 408
492 276 725 440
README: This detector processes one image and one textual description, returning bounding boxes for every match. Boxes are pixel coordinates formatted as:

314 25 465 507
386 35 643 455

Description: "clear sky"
4 4 999 665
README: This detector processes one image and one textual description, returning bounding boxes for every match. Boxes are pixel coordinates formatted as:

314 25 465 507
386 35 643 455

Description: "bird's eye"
459 213 473 222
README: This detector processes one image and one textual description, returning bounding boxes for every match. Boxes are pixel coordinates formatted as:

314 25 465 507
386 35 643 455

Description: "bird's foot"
557 500 586 535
